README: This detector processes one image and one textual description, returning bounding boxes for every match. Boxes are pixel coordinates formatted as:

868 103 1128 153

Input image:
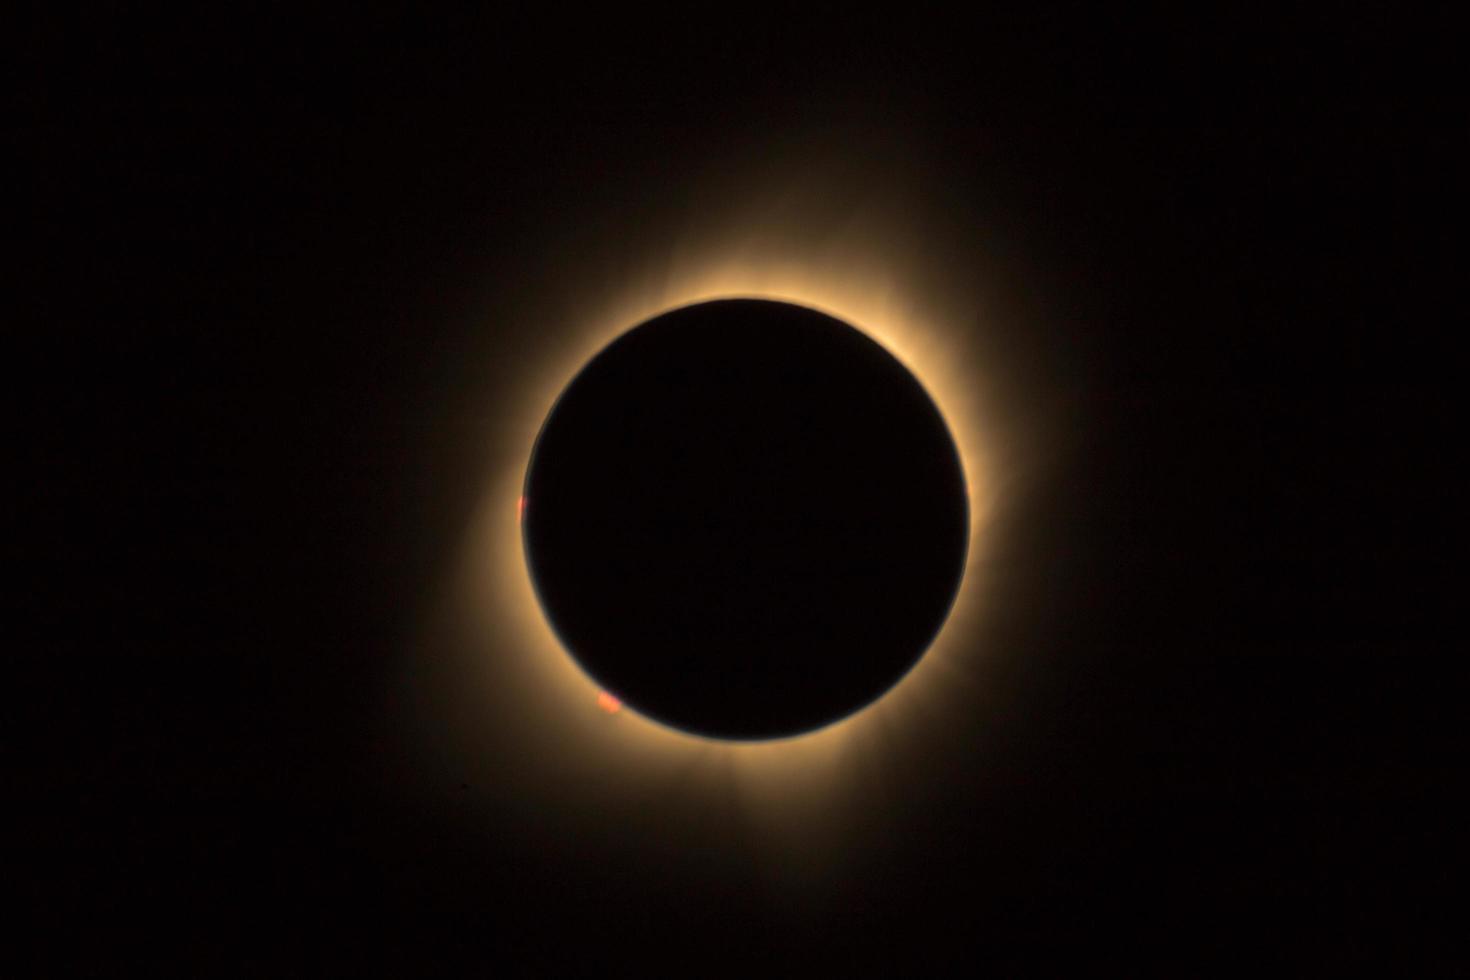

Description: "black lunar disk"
522 299 968 739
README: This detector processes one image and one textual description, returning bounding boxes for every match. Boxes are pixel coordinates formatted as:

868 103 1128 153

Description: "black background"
14 9 1455 975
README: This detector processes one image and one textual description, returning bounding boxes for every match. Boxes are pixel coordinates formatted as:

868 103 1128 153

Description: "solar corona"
420 185 1011 839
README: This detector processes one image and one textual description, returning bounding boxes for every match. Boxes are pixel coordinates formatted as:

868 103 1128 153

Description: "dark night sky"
14 9 1456 975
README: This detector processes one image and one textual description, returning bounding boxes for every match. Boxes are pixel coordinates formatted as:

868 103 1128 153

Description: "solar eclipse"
411 160 1025 849
521 299 969 740
34 15 1422 972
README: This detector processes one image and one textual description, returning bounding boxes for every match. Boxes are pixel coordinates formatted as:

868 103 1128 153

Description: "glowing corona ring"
509 294 985 743
418 172 1008 849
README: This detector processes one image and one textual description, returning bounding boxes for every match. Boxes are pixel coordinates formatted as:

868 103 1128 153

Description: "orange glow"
403 150 1050 867
447 221 1000 757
